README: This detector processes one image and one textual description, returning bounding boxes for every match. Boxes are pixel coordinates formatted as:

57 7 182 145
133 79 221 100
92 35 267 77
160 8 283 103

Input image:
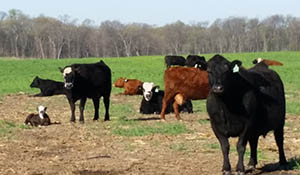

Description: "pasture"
0 52 300 174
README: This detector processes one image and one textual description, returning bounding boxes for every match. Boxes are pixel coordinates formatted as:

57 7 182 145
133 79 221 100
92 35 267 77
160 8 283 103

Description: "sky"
2 0 300 26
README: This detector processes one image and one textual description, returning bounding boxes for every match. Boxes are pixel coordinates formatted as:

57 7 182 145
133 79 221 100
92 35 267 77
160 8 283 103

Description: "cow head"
37 105 47 119
59 66 76 89
207 55 242 94
252 58 263 64
30 76 41 88
114 77 127 88
142 82 159 101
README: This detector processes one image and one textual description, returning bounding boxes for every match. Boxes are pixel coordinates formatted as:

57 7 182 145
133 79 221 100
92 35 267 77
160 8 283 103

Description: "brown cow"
114 77 143 95
160 67 210 120
253 58 283 66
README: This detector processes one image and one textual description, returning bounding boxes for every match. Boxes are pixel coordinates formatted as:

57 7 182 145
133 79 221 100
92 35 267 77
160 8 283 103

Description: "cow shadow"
250 156 300 174
133 117 161 121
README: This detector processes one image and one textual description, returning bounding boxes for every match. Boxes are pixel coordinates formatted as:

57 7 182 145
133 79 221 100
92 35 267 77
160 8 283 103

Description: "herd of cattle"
28 54 287 174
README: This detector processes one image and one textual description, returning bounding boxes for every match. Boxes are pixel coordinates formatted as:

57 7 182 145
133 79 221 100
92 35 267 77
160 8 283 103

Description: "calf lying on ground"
114 77 143 95
140 82 193 114
30 76 66 96
206 54 287 174
24 105 52 126
252 58 283 66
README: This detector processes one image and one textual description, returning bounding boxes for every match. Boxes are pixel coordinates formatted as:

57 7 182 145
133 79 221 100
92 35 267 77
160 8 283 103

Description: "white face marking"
256 58 263 63
142 82 155 101
37 105 46 119
63 67 72 77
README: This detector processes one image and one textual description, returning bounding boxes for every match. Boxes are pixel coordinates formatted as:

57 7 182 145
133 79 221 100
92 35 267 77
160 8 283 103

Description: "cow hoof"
79 120 84 124
235 171 245 175
104 119 110 121
247 165 256 171
222 170 231 175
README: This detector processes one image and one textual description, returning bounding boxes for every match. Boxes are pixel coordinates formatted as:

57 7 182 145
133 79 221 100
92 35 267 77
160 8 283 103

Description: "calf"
59 60 111 122
30 76 66 96
206 54 287 174
253 58 283 66
24 105 51 126
140 82 193 114
160 66 209 120
164 55 186 68
185 55 206 69
114 77 143 95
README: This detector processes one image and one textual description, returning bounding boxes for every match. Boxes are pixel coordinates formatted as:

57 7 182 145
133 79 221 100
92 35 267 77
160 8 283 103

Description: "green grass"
0 120 31 137
111 116 190 136
1 52 300 115
288 157 300 170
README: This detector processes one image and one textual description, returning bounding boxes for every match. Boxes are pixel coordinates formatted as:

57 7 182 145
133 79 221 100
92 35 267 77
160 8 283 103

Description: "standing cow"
164 55 186 68
59 60 111 122
206 54 287 174
160 66 209 120
185 55 206 69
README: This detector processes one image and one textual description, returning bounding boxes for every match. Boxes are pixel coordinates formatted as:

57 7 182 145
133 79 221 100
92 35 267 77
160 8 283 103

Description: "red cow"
114 77 143 95
253 58 283 66
160 67 210 120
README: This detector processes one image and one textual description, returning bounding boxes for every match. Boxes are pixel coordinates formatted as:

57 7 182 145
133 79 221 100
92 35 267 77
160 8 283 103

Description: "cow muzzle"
144 92 153 101
64 82 73 89
212 85 224 94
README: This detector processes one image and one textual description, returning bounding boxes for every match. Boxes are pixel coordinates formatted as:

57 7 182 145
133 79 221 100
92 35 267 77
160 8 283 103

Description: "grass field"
1 52 300 174
1 51 300 115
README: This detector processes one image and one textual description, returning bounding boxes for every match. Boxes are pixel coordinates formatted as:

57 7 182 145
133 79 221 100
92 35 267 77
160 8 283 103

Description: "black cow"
206 55 287 174
30 76 66 96
185 55 206 69
139 82 193 114
59 60 111 122
164 55 186 68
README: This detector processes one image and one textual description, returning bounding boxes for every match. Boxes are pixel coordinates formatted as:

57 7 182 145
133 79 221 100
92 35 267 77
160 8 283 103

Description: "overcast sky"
2 0 299 26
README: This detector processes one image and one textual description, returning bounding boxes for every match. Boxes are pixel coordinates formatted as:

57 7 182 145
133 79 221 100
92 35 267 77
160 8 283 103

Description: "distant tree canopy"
0 9 300 59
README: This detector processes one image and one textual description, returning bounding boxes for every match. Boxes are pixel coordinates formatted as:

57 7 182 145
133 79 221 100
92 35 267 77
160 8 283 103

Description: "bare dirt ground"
0 93 299 175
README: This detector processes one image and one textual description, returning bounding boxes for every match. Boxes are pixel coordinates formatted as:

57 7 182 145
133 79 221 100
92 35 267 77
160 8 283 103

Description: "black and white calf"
59 60 112 122
24 105 51 127
139 82 193 114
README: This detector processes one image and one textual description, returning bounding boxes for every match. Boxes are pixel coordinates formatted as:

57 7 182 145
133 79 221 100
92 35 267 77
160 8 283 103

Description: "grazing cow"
30 76 66 96
164 55 186 68
160 66 210 120
253 58 283 66
206 54 287 174
24 105 51 126
185 55 206 69
114 77 143 95
59 60 111 122
140 82 193 114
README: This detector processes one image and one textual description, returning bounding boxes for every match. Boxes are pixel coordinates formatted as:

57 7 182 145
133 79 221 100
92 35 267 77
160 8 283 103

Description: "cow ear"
124 79 128 82
59 67 64 73
44 107 47 112
231 60 242 73
154 86 160 93
198 62 207 70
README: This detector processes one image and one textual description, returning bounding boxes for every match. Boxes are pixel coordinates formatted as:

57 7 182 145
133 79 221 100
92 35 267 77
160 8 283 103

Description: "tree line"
1 9 300 59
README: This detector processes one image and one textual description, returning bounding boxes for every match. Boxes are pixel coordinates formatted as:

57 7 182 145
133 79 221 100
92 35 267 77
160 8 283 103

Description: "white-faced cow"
140 82 193 114
206 54 287 174
59 60 111 123
164 55 186 68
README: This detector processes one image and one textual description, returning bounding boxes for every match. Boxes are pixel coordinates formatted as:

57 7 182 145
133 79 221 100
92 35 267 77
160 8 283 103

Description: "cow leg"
68 98 76 122
218 136 231 174
248 136 259 170
92 97 100 121
274 127 287 165
172 101 181 120
236 136 247 174
160 95 172 120
103 95 110 121
79 97 87 123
